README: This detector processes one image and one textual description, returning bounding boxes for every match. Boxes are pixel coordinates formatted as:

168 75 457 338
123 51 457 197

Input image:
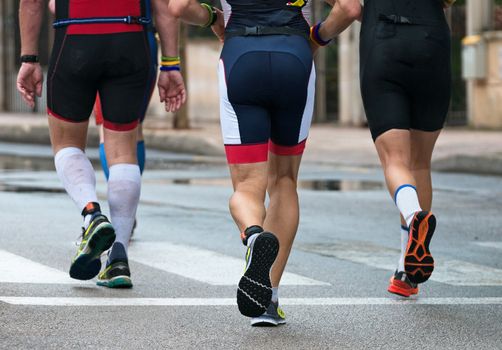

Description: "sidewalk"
1 112 501 175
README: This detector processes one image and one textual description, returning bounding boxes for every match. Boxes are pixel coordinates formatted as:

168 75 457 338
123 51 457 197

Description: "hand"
17 62 43 109
158 70 187 113
211 8 225 43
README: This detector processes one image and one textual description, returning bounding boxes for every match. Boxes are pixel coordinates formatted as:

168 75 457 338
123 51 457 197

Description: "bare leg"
374 129 415 196
48 115 88 152
264 153 302 287
410 130 441 211
228 162 268 231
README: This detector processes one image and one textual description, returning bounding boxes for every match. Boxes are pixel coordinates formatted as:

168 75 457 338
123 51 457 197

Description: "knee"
267 174 298 195
410 154 432 172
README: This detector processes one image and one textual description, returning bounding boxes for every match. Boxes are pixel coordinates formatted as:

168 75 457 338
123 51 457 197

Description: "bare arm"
17 0 45 108
19 0 44 56
168 0 211 26
168 0 225 41
318 0 361 41
152 0 187 112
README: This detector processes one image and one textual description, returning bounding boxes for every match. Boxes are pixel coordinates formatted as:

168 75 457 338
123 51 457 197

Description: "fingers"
17 81 35 108
36 81 43 97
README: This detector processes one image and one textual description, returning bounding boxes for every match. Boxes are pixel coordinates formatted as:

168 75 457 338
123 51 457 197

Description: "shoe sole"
404 211 436 284
251 318 286 327
388 280 418 298
69 222 116 280
237 232 279 318
97 276 133 289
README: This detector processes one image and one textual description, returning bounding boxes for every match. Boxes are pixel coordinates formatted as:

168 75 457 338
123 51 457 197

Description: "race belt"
225 26 308 40
53 16 151 28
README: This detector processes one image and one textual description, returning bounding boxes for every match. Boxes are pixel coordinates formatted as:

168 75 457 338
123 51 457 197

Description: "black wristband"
209 6 218 26
20 55 39 63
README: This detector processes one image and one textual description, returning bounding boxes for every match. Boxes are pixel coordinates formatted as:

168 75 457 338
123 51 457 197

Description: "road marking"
0 250 86 284
129 242 329 286
474 242 502 250
298 241 502 286
1 297 502 306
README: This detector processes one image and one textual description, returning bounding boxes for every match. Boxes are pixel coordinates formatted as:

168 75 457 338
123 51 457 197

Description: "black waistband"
225 26 308 40
378 14 443 26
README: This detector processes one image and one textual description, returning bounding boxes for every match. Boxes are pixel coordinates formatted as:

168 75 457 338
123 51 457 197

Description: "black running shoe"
405 211 436 284
69 212 115 280
237 231 279 318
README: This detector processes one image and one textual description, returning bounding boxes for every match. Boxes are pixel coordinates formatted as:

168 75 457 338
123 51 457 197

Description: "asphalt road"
0 143 501 350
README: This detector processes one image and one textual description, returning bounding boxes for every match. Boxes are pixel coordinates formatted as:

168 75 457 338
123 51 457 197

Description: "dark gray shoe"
250 301 286 327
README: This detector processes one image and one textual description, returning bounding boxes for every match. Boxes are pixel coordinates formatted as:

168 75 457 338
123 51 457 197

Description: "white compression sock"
394 185 422 227
398 225 409 272
54 147 99 213
108 164 141 250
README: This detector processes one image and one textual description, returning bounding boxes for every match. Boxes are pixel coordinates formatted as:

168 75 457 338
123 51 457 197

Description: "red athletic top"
60 0 144 35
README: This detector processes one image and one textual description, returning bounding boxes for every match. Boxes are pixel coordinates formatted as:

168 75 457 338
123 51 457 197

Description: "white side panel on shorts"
218 59 241 145
298 63 316 143
220 0 232 26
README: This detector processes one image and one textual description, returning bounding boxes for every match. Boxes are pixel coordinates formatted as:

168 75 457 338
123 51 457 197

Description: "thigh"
410 129 441 167
47 33 100 122
99 32 152 131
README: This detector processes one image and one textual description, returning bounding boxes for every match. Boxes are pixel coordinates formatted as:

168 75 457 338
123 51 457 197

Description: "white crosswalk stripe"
129 241 329 286
2 296 502 306
0 249 89 284
0 242 329 286
473 242 502 250
298 241 502 286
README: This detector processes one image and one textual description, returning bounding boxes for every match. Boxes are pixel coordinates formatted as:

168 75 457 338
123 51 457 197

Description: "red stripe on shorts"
103 119 139 132
269 139 307 156
225 143 269 164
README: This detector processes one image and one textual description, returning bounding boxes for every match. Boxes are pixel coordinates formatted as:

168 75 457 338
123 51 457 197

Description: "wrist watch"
20 55 39 63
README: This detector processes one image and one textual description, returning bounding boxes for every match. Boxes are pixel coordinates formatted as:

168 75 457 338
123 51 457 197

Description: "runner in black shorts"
316 0 453 296
17 0 186 287
169 0 359 326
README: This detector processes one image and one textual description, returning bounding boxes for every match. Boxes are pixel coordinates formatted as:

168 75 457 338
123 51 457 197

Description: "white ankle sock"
54 147 98 212
398 225 409 272
394 185 422 227
108 164 141 250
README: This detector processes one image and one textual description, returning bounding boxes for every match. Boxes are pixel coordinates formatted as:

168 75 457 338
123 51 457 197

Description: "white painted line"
0 250 87 285
2 297 502 307
129 242 329 286
474 242 502 250
298 242 502 286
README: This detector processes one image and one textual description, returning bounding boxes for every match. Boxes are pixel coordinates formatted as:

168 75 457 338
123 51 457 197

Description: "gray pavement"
1 112 502 175
0 143 501 349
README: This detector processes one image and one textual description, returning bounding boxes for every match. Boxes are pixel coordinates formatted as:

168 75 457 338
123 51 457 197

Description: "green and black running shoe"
97 260 133 289
69 203 115 280
237 226 279 318
251 301 286 327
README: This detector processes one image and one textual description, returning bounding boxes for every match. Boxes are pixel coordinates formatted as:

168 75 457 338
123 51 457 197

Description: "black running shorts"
47 30 154 131
360 0 451 141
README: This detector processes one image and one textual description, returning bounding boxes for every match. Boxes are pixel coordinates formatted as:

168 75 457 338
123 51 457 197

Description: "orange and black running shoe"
388 271 418 297
405 211 436 284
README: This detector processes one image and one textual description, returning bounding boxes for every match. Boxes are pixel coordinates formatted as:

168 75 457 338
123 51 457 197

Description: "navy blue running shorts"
218 35 315 164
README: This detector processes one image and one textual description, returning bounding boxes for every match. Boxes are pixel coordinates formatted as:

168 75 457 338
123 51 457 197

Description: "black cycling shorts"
360 0 451 141
219 35 315 164
47 30 154 131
